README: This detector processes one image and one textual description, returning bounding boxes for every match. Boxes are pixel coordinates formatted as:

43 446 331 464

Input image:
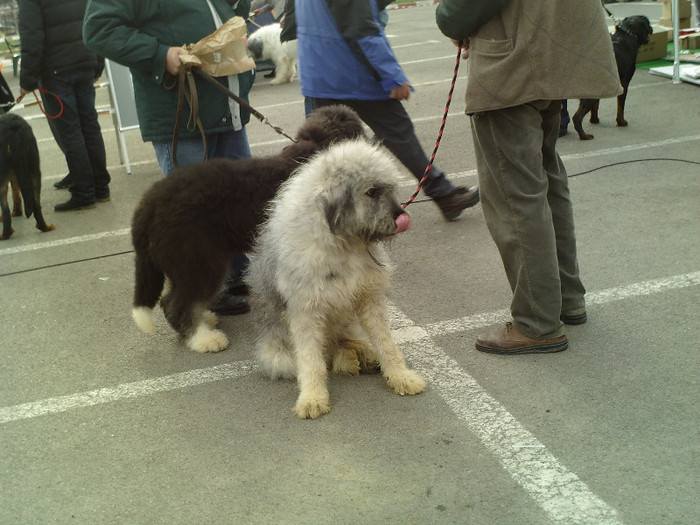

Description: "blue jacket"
297 0 408 100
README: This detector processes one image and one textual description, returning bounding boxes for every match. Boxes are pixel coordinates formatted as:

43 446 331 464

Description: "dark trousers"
471 100 585 339
310 97 457 199
41 70 111 203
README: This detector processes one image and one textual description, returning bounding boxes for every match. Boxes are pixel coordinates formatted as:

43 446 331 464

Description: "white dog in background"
246 139 426 419
246 23 297 85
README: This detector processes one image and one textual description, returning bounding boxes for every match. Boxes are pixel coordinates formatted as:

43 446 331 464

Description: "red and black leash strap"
402 41 462 209
32 87 64 120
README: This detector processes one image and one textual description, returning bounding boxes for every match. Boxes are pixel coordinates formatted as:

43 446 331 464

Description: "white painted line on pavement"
398 323 623 525
424 271 700 337
0 362 255 425
0 228 132 256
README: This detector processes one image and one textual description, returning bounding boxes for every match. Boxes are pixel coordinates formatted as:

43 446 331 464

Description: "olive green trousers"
470 100 586 339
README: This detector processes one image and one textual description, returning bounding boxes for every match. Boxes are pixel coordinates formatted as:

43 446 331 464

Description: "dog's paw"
616 118 628 127
38 223 56 232
187 325 229 353
0 228 14 240
202 310 219 328
386 369 427 396
132 307 156 334
294 392 331 419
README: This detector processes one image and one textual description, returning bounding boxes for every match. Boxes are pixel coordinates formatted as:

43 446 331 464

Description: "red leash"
402 42 463 209
30 87 64 119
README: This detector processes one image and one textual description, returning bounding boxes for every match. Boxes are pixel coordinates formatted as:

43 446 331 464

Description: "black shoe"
558 126 568 138
54 198 96 212
561 311 587 325
209 294 250 316
434 186 480 221
53 174 72 190
225 276 249 296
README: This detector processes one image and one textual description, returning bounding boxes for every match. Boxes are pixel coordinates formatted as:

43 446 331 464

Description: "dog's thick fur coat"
0 113 54 240
130 106 365 352
246 23 297 85
572 15 652 140
247 139 425 419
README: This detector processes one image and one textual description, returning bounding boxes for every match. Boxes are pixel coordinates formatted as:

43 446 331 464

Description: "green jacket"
436 0 622 114
83 0 254 143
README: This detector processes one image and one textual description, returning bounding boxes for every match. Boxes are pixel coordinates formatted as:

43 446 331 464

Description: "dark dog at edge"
130 105 365 353
572 15 652 140
0 113 55 240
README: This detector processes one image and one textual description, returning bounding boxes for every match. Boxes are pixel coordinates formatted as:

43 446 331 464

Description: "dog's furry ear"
317 186 353 235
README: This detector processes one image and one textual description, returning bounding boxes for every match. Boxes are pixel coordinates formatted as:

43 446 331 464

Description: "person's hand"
166 46 185 75
16 87 31 103
451 38 469 59
390 82 412 101
253 7 266 17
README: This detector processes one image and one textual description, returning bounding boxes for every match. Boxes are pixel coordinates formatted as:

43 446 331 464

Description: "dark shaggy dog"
0 113 55 240
572 15 652 140
131 105 365 353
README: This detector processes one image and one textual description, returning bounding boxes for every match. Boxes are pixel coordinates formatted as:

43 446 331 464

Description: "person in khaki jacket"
436 0 622 354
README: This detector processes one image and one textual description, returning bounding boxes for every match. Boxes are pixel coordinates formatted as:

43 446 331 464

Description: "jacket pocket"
471 37 513 58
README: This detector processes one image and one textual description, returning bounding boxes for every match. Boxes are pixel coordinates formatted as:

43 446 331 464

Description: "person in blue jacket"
295 0 479 221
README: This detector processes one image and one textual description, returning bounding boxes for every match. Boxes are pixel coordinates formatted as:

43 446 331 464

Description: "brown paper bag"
179 16 255 76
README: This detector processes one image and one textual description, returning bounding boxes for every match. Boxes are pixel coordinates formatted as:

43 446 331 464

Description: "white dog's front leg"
289 313 331 419
358 298 426 396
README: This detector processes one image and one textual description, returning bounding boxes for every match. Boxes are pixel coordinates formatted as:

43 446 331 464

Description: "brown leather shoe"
434 186 479 221
475 322 568 355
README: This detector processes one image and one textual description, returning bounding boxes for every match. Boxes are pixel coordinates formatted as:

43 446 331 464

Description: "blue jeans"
152 127 251 175
153 127 252 282
41 70 111 202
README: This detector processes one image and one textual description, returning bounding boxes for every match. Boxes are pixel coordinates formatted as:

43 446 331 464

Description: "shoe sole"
475 339 569 355
210 305 251 316
54 203 96 212
96 197 111 203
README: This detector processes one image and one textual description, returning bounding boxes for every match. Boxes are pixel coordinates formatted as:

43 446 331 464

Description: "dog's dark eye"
366 187 381 199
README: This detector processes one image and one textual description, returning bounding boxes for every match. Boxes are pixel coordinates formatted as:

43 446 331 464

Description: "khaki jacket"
449 0 623 114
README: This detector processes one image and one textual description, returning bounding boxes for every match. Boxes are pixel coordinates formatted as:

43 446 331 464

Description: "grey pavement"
1 4 699 525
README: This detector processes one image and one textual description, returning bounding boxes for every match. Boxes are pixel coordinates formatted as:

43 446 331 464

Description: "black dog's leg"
0 177 14 239
572 99 597 140
590 100 600 124
10 175 22 217
160 286 198 341
30 185 55 233
616 89 629 127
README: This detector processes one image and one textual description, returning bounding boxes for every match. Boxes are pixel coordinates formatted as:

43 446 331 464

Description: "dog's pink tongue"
394 213 411 234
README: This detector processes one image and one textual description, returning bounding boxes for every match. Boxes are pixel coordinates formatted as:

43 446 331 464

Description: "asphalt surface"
1 4 699 524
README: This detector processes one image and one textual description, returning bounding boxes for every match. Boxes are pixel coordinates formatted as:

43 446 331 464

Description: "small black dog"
572 15 653 140
0 113 55 239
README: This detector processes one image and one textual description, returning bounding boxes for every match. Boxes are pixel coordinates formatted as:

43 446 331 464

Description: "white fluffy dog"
246 23 297 85
246 139 426 419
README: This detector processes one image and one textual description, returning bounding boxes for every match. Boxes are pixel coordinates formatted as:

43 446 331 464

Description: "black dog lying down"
573 15 652 140
0 113 55 239
130 105 365 353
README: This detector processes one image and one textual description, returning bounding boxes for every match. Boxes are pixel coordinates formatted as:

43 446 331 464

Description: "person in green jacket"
436 0 621 354
83 0 256 315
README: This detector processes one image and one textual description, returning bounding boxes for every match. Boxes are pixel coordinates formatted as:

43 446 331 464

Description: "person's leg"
541 100 586 321
74 70 111 199
312 97 456 198
471 100 564 340
207 128 252 294
42 74 96 207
